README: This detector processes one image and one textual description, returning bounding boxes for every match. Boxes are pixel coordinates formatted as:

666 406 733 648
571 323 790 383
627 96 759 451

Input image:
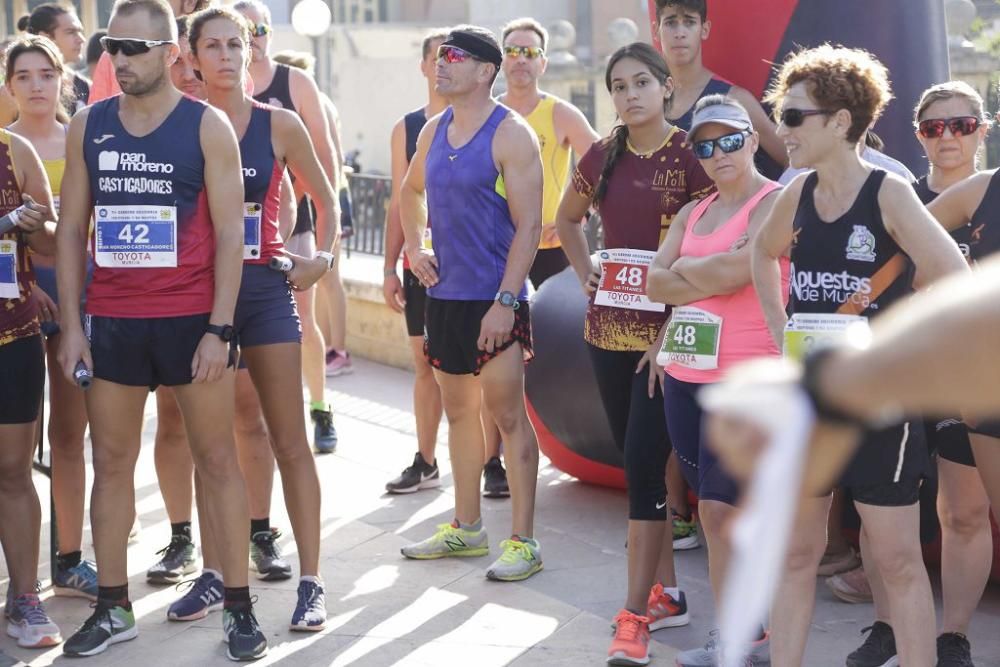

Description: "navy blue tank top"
404 108 427 163
789 170 911 319
669 77 732 132
425 104 526 301
252 63 295 112
83 95 214 318
240 103 283 264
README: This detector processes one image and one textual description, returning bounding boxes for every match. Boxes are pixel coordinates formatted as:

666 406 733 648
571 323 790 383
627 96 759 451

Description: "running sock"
171 521 192 540
223 586 252 610
456 517 482 532
662 586 680 599
300 575 322 585
512 535 539 548
98 585 130 609
250 518 270 537
57 550 82 570
310 400 329 413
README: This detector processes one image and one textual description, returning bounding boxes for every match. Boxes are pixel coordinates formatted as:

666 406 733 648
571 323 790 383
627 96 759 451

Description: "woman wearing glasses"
555 42 714 666
167 5 337 633
751 46 967 667
917 83 1000 667
646 95 781 666
5 35 99 603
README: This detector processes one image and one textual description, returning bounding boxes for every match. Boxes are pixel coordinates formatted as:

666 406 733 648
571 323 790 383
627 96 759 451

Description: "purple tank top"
425 104 527 300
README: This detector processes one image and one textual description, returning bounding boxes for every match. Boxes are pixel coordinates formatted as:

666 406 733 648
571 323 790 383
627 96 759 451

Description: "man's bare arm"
493 115 542 294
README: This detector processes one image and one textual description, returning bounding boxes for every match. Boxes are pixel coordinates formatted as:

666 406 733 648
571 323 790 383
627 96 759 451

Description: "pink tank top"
666 182 789 383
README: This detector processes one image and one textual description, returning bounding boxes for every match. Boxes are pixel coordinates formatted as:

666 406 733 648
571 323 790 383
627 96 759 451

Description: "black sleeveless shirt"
968 169 1000 263
914 175 972 260
790 170 911 319
252 63 295 112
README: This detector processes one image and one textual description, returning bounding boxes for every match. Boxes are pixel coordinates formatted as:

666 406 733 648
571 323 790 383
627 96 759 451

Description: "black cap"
441 28 502 69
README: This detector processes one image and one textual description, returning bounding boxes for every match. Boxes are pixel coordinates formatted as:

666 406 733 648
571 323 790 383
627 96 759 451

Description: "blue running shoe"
167 572 224 622
54 560 98 601
290 579 326 632
311 408 338 453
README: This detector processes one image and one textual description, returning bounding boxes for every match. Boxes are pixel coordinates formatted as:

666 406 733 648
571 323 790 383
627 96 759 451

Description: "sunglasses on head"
692 130 751 159
101 36 174 57
504 45 544 59
779 107 833 128
251 23 271 37
917 116 981 139
437 44 474 64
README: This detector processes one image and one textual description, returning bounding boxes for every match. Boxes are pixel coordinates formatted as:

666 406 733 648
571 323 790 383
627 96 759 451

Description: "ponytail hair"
593 42 673 205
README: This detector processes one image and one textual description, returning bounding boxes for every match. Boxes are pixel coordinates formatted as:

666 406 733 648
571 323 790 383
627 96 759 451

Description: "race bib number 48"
595 248 665 312
658 306 722 370
783 313 869 361
0 240 19 299
94 205 177 268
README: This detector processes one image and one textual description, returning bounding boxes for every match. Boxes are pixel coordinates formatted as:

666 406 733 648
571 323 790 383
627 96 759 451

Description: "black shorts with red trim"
424 297 532 376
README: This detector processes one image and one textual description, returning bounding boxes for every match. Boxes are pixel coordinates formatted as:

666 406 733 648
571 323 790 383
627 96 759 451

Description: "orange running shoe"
607 609 651 666
647 583 690 631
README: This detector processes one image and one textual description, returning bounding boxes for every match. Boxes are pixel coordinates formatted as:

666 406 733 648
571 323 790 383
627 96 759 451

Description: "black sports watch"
494 290 520 310
205 323 235 342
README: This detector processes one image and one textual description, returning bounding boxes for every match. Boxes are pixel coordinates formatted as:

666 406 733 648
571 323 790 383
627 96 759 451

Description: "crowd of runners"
0 0 998 665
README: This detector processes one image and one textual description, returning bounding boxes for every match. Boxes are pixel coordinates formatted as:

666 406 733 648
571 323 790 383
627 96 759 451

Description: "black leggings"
587 343 671 521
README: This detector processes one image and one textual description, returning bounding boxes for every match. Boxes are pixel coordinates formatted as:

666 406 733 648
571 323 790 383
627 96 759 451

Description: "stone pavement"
2 357 1000 666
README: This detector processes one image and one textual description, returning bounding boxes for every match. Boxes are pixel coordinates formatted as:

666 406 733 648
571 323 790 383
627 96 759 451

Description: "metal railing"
341 172 604 256
344 172 390 257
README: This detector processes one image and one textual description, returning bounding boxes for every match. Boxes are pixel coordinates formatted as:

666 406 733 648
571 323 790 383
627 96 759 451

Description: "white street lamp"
291 0 332 38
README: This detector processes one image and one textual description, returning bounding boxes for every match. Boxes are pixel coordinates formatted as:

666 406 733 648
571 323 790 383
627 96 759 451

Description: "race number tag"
658 306 723 370
0 239 19 299
243 202 262 260
595 248 665 312
783 313 869 361
94 205 177 268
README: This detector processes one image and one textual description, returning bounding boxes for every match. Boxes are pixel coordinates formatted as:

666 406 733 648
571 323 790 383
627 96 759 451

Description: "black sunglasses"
917 116 981 139
692 130 751 159
779 108 834 127
101 36 174 57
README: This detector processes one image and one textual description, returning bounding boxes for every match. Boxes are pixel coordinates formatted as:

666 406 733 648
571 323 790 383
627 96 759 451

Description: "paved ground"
2 356 1000 666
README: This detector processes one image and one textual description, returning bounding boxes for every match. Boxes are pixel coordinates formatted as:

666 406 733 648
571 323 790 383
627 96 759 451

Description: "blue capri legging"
663 374 740 506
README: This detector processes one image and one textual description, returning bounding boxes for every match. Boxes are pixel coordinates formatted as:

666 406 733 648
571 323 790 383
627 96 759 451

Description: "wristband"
384 267 398 278
316 251 335 270
800 348 864 427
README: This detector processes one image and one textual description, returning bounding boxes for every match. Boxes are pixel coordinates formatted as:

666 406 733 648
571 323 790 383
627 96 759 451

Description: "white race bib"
783 313 869 361
94 204 177 268
243 202 262 260
0 239 19 299
658 306 723 370
594 248 665 312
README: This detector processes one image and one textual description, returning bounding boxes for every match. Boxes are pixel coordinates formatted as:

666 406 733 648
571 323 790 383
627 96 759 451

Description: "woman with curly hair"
751 45 968 667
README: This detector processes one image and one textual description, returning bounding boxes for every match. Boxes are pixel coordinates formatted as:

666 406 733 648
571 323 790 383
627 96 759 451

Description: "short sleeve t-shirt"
573 126 714 351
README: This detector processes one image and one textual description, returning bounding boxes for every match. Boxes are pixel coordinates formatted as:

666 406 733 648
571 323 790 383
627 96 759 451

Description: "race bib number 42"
658 306 723 370
783 313 869 361
0 239 19 299
595 248 665 312
94 205 177 268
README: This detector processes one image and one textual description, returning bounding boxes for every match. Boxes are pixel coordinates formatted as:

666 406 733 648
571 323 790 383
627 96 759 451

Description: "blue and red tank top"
83 95 215 317
425 104 526 301
0 129 39 345
239 102 284 264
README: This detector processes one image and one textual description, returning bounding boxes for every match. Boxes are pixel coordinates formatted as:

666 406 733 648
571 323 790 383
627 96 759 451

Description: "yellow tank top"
525 95 571 249
42 156 65 215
